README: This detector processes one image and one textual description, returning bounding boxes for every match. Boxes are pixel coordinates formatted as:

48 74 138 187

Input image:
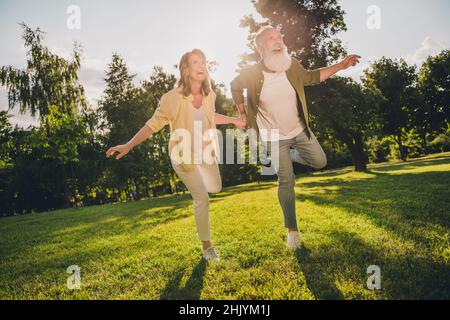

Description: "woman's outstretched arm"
106 92 172 160
214 113 246 129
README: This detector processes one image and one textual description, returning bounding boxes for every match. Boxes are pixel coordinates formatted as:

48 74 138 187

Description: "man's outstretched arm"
319 54 361 82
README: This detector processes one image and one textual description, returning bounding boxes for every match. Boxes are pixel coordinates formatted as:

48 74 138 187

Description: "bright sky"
1 0 449 127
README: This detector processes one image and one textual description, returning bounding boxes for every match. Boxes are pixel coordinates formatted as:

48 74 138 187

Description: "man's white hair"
254 25 277 51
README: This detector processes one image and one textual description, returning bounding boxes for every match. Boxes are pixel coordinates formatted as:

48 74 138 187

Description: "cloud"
49 46 109 106
50 45 167 107
339 37 447 83
1 45 169 128
404 36 447 66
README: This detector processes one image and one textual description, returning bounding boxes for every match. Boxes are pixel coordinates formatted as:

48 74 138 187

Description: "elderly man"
231 25 360 249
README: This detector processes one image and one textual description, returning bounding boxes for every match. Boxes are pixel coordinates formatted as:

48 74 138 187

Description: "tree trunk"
338 131 368 172
61 164 71 208
420 131 428 153
350 134 368 172
396 133 407 161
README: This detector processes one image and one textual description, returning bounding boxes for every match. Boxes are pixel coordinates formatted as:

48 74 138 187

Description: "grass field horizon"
1 153 449 299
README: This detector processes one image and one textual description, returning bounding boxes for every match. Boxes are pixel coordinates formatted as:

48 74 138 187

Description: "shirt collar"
181 88 206 103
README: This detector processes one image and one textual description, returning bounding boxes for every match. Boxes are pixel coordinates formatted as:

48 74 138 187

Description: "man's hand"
239 112 247 130
319 54 361 82
339 54 361 70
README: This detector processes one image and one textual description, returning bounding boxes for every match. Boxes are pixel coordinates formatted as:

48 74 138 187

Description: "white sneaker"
287 231 301 249
202 246 220 261
289 148 305 165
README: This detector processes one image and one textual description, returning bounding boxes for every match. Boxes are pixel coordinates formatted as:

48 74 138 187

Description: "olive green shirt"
230 58 321 140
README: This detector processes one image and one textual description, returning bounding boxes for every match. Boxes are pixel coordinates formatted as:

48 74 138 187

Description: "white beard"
262 46 292 72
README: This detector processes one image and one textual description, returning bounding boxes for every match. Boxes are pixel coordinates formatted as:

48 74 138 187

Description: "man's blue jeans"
266 128 327 229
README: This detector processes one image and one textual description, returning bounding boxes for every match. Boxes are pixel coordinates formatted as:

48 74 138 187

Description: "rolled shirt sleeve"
297 61 321 86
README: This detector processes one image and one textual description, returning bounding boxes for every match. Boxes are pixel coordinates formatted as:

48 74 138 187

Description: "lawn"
0 153 449 300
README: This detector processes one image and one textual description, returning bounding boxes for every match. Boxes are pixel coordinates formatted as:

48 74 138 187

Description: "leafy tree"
0 111 14 166
362 57 417 161
0 23 87 132
98 53 140 201
310 77 381 171
239 0 347 68
416 50 450 146
0 111 15 215
5 105 91 214
0 23 98 215
99 54 182 201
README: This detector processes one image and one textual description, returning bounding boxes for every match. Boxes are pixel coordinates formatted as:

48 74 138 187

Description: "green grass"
1 153 449 300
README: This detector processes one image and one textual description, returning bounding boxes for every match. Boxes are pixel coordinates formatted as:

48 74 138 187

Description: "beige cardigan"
145 87 220 171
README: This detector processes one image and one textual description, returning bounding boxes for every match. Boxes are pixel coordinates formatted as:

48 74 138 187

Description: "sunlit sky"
1 0 449 127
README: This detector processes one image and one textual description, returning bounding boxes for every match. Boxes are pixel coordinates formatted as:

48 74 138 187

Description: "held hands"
240 113 247 127
339 54 361 70
235 113 247 130
233 117 247 130
105 144 132 160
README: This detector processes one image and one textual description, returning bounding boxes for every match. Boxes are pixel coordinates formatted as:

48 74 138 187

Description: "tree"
309 77 381 171
98 53 140 201
0 23 87 132
362 57 417 161
0 111 14 166
4 105 92 214
0 111 15 215
239 0 347 68
0 23 98 215
416 50 450 146
99 54 181 201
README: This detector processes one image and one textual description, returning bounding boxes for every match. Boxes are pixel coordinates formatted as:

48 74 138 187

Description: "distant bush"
429 134 450 152
321 140 353 169
367 137 399 163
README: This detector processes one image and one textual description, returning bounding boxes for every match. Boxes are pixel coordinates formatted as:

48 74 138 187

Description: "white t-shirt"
256 71 306 142
192 105 208 163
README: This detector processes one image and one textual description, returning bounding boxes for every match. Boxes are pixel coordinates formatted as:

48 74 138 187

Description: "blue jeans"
267 128 327 229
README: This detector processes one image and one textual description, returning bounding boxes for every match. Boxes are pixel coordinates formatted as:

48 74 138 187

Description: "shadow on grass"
293 157 450 299
298 170 449 235
0 196 195 274
295 245 344 299
295 230 449 299
160 258 207 300
209 181 276 200
0 179 275 282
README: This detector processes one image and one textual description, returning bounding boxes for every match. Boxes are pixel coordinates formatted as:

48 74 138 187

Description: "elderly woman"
106 49 245 260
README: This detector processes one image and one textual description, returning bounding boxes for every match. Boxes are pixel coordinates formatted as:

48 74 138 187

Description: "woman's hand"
106 144 132 160
233 117 247 130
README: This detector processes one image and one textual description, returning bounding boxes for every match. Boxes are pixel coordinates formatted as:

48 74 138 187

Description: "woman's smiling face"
188 53 207 83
